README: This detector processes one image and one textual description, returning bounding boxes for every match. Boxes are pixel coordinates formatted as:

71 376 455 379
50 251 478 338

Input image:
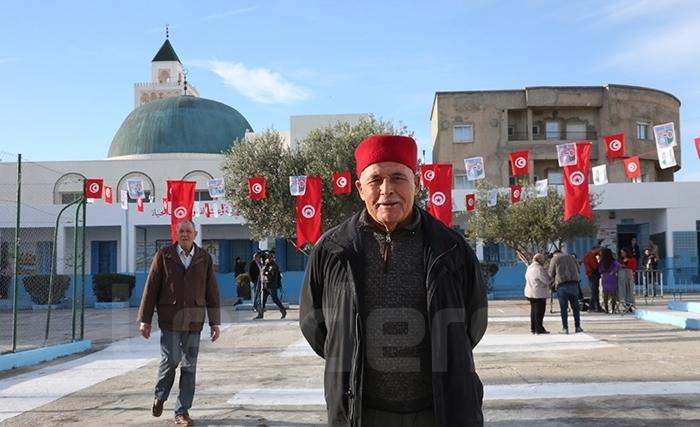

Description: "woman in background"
598 248 621 314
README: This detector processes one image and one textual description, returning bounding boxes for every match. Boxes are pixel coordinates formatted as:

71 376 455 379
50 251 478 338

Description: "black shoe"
253 313 263 320
281 310 287 319
536 330 550 335
575 327 584 333
151 398 164 417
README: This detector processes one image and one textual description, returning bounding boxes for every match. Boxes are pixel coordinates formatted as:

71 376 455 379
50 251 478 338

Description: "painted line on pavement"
227 381 700 407
0 324 233 422
282 332 614 358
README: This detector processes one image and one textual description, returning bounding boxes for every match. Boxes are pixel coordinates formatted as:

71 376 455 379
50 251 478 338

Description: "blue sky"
1 0 699 180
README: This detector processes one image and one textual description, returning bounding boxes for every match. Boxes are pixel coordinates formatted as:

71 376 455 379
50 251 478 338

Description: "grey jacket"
548 253 580 288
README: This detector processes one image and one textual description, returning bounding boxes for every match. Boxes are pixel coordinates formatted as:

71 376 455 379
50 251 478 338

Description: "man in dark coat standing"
138 220 221 426
299 135 488 426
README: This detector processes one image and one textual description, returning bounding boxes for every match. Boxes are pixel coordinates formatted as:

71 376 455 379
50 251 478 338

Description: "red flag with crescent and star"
332 171 352 195
511 185 522 204
167 180 196 243
604 133 625 159
466 194 476 212
248 177 266 200
509 151 529 176
563 143 592 221
420 164 453 227
295 176 322 247
624 156 641 179
85 178 103 199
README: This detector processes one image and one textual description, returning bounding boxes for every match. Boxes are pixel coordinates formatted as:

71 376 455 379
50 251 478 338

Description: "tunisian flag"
511 185 522 204
85 178 103 199
466 194 476 212
332 171 352 195
604 133 625 159
695 137 700 158
624 156 641 179
563 143 592 221
295 176 322 247
248 177 266 200
167 180 196 243
420 164 453 227
509 151 529 176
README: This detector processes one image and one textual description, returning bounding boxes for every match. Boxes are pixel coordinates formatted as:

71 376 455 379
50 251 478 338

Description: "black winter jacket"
300 208 488 426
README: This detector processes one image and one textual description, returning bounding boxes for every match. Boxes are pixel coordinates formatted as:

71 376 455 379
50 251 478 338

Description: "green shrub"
92 273 136 302
236 273 251 299
23 275 70 305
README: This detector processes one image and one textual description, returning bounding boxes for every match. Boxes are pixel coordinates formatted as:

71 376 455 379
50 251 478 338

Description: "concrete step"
668 300 700 314
635 308 700 330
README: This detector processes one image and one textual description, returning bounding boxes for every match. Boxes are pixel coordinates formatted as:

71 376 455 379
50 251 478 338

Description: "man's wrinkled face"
177 221 197 251
355 161 419 233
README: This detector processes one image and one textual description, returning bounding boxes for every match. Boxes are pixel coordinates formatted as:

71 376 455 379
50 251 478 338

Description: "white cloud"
202 7 257 21
205 60 310 104
606 16 700 70
0 57 18 64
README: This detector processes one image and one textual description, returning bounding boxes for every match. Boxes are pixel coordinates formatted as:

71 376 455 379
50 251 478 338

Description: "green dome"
108 96 252 157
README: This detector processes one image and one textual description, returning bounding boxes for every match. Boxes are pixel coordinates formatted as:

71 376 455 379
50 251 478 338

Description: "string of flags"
78 122 697 245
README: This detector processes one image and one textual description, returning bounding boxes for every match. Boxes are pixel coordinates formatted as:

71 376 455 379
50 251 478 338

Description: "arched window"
182 170 215 201
116 171 156 203
53 172 86 204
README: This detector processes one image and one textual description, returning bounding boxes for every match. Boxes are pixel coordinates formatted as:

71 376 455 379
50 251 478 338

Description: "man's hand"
210 325 220 342
139 322 152 339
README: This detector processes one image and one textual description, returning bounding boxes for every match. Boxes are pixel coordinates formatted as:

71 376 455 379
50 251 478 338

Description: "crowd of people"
524 239 660 335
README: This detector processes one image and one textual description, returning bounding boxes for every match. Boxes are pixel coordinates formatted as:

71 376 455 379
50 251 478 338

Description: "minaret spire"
166 24 169 39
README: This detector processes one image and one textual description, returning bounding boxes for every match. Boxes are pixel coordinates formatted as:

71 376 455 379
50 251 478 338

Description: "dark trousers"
362 406 435 427
528 297 547 333
588 275 600 310
155 329 201 416
557 282 581 330
260 287 286 313
252 281 262 311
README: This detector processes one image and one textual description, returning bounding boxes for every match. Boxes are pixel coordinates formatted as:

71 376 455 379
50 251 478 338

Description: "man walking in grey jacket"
548 250 584 334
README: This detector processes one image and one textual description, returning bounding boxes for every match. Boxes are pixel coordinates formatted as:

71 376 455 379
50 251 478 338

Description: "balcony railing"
508 131 598 141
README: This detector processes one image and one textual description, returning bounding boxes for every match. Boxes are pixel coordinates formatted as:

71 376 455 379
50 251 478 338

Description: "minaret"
133 26 199 108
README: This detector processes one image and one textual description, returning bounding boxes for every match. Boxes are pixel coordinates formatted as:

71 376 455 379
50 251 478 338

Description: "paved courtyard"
1 299 700 426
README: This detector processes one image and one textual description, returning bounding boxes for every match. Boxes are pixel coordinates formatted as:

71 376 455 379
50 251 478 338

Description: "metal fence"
0 152 87 355
634 267 700 303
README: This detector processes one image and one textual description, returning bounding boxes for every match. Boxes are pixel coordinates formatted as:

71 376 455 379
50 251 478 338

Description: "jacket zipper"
383 233 391 273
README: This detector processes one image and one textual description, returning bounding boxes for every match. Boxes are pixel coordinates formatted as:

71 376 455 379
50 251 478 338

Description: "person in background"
583 245 602 312
548 250 584 334
234 256 247 277
642 248 658 297
598 248 620 314
629 237 641 263
255 252 287 319
246 252 263 314
137 220 221 426
524 253 552 334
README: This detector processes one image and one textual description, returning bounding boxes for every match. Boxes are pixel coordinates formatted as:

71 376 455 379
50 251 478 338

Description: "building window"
453 125 474 143
566 122 586 140
507 126 514 137
636 122 650 140
60 192 83 204
195 190 213 202
545 120 561 140
532 125 540 135
454 175 476 190
547 169 563 185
